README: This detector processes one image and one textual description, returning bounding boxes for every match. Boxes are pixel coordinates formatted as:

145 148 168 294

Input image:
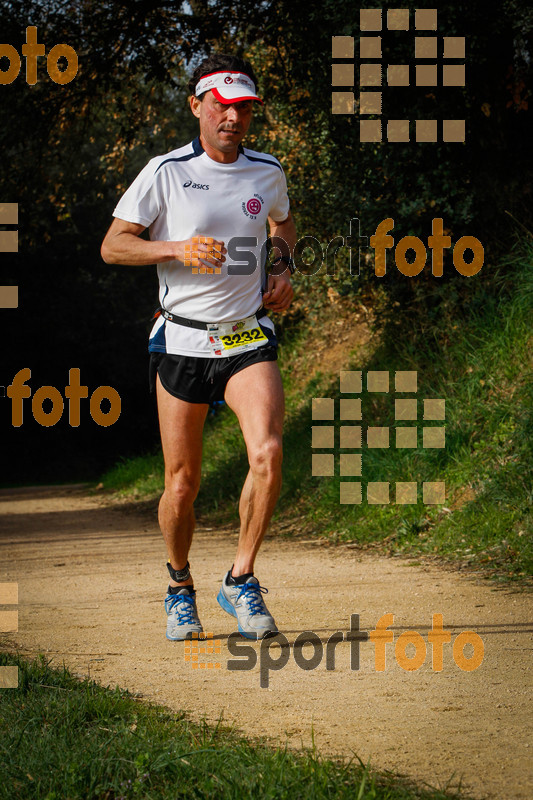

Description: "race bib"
207 315 268 357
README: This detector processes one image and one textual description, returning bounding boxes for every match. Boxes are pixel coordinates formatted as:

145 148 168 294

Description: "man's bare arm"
263 211 297 312
100 218 225 267
268 211 297 274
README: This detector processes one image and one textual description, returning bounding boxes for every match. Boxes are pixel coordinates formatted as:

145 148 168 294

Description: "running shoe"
165 587 203 641
217 572 278 640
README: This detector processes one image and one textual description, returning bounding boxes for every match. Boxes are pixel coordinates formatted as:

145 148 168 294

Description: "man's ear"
190 95 201 119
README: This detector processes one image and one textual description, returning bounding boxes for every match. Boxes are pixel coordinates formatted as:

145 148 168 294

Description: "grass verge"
0 653 466 800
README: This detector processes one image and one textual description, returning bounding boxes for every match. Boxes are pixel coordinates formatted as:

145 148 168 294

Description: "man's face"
190 90 254 161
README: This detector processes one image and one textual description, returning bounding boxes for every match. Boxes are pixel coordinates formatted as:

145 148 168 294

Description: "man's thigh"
223 360 284 450
156 374 209 478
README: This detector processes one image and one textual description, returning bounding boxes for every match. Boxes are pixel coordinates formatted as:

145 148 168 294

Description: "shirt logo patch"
183 180 210 190
242 194 264 219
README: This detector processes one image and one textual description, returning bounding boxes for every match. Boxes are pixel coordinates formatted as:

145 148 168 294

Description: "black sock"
226 568 254 586
168 584 194 595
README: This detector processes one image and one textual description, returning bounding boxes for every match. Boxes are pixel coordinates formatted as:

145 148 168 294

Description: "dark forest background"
0 0 531 484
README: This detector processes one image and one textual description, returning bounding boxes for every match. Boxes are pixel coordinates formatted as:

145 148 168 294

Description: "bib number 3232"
207 315 268 357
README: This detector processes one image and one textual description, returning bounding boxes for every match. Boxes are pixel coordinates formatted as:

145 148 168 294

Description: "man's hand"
176 236 226 269
262 272 293 312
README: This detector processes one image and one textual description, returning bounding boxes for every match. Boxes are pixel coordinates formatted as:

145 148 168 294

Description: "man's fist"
263 273 293 312
182 236 226 274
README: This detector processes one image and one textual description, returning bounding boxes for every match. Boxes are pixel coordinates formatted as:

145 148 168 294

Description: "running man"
101 54 297 641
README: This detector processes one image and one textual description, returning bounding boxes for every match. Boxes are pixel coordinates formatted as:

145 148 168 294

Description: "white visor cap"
195 71 263 104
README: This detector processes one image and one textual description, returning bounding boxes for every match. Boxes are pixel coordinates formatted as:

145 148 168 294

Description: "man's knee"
163 470 201 508
249 435 283 479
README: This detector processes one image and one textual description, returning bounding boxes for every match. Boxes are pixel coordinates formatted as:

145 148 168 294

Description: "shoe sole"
217 589 278 641
166 629 204 642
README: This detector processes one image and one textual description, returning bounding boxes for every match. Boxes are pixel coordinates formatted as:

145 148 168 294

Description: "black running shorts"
149 345 278 404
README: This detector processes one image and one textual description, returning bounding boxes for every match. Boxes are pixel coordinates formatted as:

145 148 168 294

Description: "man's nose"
225 104 239 121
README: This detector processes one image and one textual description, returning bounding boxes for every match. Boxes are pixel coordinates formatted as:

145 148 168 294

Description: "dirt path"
1 485 532 799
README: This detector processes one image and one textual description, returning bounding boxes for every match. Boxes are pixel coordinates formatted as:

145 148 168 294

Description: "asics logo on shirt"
183 180 210 190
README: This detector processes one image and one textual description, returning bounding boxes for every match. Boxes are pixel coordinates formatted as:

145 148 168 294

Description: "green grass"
101 451 164 498
0 653 466 800
297 245 533 581
101 242 533 582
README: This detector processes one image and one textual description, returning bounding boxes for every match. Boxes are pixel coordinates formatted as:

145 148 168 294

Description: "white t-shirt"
113 137 290 357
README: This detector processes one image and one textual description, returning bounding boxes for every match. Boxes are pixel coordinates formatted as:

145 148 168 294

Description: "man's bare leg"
223 360 284 576
156 374 209 586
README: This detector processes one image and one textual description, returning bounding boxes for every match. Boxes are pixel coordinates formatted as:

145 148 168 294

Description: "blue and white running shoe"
217 572 278 640
165 587 203 641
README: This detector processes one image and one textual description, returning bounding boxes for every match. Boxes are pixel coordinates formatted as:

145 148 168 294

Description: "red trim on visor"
211 87 263 105
198 70 247 80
